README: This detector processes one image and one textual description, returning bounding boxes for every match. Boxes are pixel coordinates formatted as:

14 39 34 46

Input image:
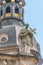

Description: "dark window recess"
15 0 19 3
6 0 11 3
0 23 2 29
1 9 3 16
6 7 10 13
15 7 19 14
1 3 2 5
22 12 23 17
22 9 24 17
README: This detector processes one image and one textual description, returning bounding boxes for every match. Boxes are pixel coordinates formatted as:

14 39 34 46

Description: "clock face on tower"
0 25 16 47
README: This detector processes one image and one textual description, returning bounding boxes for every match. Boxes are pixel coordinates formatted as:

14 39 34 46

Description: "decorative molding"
0 33 8 43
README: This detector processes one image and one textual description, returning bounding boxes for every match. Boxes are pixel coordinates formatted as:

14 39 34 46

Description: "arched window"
6 0 11 3
15 0 19 3
1 9 3 16
15 7 19 14
6 7 10 13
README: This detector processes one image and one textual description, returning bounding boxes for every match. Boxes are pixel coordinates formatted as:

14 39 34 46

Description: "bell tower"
0 0 42 65
0 0 25 26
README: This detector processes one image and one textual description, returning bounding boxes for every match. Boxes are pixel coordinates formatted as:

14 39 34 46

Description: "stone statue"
19 24 34 47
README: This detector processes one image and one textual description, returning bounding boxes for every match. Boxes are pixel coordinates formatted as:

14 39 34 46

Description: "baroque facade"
0 0 42 65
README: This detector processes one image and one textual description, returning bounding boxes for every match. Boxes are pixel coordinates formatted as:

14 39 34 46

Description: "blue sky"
24 0 43 58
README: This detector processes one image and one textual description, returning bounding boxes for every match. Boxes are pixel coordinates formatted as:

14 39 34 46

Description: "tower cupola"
0 0 25 26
